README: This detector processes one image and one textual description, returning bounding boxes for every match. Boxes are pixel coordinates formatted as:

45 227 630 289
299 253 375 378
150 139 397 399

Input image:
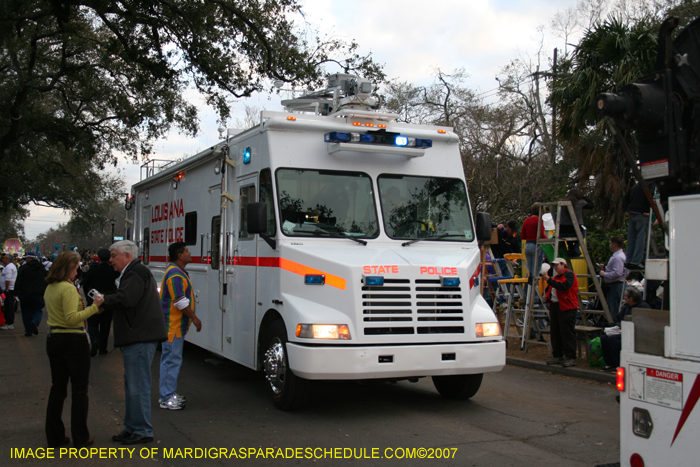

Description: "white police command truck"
128 74 504 410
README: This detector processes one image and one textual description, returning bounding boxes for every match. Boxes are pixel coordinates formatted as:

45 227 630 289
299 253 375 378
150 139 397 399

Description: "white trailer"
129 75 504 409
617 194 700 466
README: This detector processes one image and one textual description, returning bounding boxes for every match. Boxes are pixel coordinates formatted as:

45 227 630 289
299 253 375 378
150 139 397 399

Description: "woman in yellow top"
44 252 104 449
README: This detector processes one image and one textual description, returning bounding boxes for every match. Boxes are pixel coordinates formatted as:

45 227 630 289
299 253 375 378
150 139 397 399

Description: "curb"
507 357 616 384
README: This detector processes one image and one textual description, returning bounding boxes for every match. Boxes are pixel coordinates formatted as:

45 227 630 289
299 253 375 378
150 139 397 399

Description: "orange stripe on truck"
278 258 347 290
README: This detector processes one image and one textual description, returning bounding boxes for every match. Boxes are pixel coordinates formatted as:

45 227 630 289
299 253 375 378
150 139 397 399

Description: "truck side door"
229 175 258 366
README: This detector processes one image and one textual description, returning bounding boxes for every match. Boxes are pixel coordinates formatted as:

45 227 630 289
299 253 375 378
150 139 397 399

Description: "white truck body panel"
619 194 700 466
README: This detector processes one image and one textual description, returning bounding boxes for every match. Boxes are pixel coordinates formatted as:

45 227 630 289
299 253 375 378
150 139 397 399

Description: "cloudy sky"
24 0 581 241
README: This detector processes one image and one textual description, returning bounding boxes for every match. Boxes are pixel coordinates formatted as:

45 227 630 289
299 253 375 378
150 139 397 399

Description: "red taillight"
617 367 625 391
630 453 644 467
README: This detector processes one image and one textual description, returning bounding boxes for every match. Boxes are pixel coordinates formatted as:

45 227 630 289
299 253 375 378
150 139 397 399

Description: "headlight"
296 324 351 340
475 322 501 337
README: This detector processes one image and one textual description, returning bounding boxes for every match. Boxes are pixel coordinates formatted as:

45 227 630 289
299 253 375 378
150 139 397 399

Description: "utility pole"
551 47 557 164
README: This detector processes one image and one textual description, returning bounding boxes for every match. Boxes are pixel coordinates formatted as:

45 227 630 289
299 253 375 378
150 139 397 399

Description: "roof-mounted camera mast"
282 73 380 116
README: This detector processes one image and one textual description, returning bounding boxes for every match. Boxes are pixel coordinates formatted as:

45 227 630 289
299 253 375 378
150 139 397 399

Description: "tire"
432 374 483 400
263 320 310 410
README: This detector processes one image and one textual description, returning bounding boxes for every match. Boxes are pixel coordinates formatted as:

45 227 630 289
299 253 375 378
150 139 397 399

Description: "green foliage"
0 0 384 216
0 207 28 243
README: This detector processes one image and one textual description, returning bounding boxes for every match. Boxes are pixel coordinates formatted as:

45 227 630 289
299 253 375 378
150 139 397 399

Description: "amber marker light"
365 122 374 127
617 367 625 391
377 124 387 128
352 121 362 126
295 324 303 337
287 116 297 121
437 129 447 134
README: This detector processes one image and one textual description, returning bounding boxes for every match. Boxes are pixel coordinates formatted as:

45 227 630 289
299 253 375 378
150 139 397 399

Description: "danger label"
647 368 683 382
629 365 684 410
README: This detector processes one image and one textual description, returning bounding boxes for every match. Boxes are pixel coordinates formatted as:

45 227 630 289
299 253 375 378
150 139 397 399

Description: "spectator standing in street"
543 258 579 367
44 251 104 449
0 253 18 330
597 236 627 323
15 252 48 336
159 242 202 410
622 182 652 269
102 240 166 446
82 249 119 356
558 188 594 257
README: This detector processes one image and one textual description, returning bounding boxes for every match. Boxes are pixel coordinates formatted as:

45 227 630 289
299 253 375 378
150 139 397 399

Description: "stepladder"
497 253 552 352
521 201 614 351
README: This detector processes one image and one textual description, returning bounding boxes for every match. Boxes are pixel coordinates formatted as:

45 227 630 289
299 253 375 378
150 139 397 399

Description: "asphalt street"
0 319 621 467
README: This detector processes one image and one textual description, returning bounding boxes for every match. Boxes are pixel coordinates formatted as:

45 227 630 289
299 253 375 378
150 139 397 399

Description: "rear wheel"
432 374 483 399
263 320 310 410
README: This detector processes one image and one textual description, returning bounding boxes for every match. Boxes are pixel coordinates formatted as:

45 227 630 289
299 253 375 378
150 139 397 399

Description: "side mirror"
247 202 276 250
475 212 492 241
247 202 267 234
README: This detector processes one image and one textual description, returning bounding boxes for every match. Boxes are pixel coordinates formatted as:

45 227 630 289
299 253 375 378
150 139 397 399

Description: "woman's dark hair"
530 203 540 216
566 188 583 202
45 252 80 284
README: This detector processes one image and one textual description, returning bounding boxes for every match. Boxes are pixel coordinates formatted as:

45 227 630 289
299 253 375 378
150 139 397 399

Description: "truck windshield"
276 169 379 238
378 175 474 242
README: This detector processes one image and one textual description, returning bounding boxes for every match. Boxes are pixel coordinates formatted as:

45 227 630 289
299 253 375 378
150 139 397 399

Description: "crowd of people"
0 240 201 449
483 183 657 370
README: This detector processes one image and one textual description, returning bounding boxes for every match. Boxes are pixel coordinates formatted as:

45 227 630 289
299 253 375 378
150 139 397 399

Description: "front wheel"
432 374 483 399
263 320 310 410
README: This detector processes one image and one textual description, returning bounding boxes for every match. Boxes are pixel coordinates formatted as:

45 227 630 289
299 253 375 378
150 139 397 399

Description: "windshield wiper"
401 233 464 247
293 228 368 245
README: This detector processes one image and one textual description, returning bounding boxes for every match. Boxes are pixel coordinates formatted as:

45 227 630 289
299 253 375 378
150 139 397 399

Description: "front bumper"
286 340 505 380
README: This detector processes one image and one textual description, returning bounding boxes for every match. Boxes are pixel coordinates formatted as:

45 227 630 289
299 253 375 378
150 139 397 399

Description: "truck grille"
362 279 464 335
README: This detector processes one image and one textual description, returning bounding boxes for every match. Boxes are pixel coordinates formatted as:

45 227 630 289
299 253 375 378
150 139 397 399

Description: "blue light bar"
360 134 374 143
395 136 409 146
325 132 351 143
323 132 429 150
364 276 385 286
441 276 460 287
243 147 251 164
305 274 325 285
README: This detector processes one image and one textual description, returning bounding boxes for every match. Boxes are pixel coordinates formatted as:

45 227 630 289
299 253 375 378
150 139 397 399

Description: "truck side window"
239 185 256 239
184 212 197 245
260 169 276 236
143 228 150 265
211 216 220 269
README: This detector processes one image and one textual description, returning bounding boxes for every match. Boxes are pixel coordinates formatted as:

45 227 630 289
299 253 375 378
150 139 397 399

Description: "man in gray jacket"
103 240 166 446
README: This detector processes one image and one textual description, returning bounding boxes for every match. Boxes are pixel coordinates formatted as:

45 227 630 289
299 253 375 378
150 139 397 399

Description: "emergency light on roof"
324 132 432 149
243 147 251 164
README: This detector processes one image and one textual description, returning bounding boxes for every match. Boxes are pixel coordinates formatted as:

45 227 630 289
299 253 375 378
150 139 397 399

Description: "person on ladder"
558 188 594 257
542 258 579 367
597 236 626 323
